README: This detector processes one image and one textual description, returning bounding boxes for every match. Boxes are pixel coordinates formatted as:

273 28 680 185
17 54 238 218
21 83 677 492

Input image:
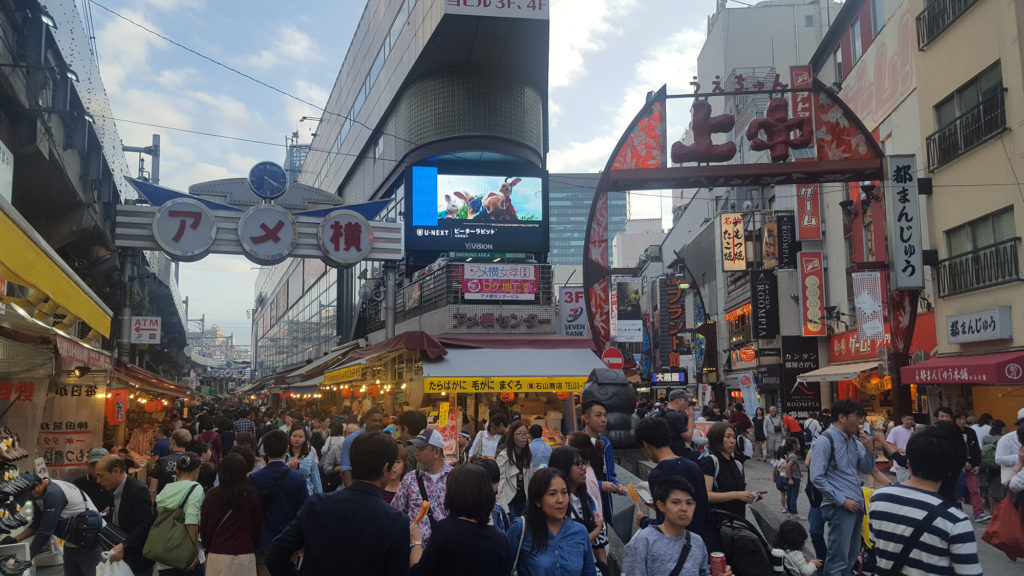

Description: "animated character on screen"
478 177 522 222
443 194 459 218
453 191 482 219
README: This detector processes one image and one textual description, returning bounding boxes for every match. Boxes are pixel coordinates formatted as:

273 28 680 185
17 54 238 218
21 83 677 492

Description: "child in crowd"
476 458 509 532
773 443 790 513
783 438 803 519
775 519 823 576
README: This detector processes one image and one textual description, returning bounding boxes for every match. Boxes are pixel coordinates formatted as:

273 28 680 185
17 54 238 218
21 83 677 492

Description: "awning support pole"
384 262 397 339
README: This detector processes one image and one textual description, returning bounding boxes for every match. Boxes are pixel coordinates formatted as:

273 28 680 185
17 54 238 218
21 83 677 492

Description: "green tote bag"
143 484 199 570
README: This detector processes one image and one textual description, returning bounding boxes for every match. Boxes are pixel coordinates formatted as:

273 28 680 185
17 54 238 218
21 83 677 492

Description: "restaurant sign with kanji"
116 163 402 266
884 155 923 290
946 307 1012 345
425 376 588 394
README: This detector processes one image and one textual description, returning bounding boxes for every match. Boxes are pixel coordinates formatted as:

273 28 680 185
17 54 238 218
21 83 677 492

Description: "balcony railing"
926 90 1006 171
916 0 981 49
937 237 1022 297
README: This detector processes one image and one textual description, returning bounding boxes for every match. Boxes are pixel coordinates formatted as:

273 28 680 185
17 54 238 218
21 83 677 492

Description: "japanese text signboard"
38 380 103 479
946 307 1012 345
761 218 778 270
462 263 537 301
885 155 923 289
659 277 688 372
721 213 746 271
789 65 816 160
781 336 822 418
129 316 161 345
318 210 374 266
239 205 298 265
153 199 217 261
56 334 112 371
798 251 826 336
444 0 549 20
425 376 588 394
796 184 822 241
751 271 779 339
558 286 590 338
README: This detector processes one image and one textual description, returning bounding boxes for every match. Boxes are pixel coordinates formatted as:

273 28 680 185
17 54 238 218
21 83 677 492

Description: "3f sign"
130 316 161 345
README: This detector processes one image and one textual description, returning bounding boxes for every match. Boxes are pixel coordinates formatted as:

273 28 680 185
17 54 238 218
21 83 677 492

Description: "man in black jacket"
266 432 409 576
936 407 988 522
94 455 154 574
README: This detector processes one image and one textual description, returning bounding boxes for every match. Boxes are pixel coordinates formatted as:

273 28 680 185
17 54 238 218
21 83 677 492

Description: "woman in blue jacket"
506 468 597 576
287 423 322 495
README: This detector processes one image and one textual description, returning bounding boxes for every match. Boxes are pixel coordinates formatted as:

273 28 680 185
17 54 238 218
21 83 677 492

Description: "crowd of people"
9 397 1024 576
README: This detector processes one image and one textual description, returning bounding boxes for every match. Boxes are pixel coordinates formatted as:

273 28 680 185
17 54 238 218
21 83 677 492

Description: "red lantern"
340 388 352 398
500 391 515 403
368 385 381 397
354 388 365 398
105 391 128 426
556 391 571 401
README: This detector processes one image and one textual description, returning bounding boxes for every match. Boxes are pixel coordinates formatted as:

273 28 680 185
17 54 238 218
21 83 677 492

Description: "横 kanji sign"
153 199 217 260
318 210 373 266
885 155 923 289
239 204 297 265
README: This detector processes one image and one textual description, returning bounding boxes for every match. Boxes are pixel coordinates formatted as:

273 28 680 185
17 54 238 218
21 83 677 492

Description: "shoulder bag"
510 517 526 576
883 499 955 575
415 471 439 531
142 484 200 570
58 487 104 549
660 527 692 576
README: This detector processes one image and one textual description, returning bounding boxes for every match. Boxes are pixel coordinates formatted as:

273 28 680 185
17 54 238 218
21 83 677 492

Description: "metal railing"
937 237 1022 297
926 90 1006 171
916 0 981 49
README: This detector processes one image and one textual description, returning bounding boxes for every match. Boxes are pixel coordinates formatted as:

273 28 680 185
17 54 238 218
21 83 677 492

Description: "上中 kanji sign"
721 213 746 271
318 210 373 266
885 155 923 289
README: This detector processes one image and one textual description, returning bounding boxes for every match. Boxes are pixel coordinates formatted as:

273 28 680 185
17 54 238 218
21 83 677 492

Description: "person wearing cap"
995 407 1024 485
73 448 114 518
391 428 452 545
664 390 696 459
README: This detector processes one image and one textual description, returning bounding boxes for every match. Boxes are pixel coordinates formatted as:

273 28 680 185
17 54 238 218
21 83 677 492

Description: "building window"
871 0 885 36
804 14 814 27
939 208 1020 297
850 17 862 63
927 63 1005 170
945 208 1015 257
833 47 843 83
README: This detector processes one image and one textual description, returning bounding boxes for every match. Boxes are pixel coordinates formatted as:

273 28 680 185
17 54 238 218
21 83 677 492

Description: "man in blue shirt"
340 408 384 487
151 426 171 459
250 429 308 572
528 424 552 468
809 398 877 576
635 416 709 539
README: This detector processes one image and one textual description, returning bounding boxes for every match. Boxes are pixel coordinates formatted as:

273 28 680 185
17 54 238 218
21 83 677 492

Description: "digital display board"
407 166 547 253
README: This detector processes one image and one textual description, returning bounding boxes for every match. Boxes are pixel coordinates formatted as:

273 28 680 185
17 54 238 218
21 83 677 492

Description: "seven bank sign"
117 162 403 266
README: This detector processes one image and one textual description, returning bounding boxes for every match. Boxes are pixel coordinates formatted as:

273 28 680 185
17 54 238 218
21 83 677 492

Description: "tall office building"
548 173 627 266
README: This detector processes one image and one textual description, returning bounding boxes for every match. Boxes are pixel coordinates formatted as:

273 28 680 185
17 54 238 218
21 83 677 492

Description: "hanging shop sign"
115 168 402 266
761 218 778 269
796 184 822 241
653 372 686 383
105 390 129 426
56 334 112 371
781 336 822 418
658 276 688 371
721 213 746 271
129 316 161 345
614 278 643 343
461 263 537 301
324 364 363 385
947 307 1012 345
738 372 760 419
39 381 104 479
424 376 588 394
852 272 885 340
798 251 826 336
885 155 923 289
751 270 779 339
776 214 797 269
0 278 6 316
730 346 758 370
558 286 590 338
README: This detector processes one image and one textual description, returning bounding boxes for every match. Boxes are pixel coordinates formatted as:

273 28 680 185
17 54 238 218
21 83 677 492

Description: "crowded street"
4 0 1024 575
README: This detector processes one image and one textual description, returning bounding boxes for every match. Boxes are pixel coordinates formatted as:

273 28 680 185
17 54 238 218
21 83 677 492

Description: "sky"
84 0 720 345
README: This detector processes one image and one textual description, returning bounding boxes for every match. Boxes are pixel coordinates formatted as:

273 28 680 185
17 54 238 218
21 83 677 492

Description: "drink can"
710 552 726 576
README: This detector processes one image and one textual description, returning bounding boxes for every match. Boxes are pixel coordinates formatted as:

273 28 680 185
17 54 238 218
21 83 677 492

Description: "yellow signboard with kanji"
324 364 362 385
425 376 588 394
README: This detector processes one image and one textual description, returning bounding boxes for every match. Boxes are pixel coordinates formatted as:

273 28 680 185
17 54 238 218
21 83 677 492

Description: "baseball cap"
1017 407 1024 425
87 448 109 464
668 389 690 402
410 428 445 450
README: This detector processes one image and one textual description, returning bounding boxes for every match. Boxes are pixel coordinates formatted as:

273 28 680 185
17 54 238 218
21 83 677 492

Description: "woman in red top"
782 413 804 454
199 452 262 576
197 420 223 464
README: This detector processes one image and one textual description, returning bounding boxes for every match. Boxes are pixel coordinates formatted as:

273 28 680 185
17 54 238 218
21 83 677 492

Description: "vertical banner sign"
796 184 822 240
558 286 590 338
739 372 760 419
698 383 712 412
721 213 746 271
790 65 816 159
659 277 687 371
615 279 643 343
761 218 779 270
781 336 822 418
852 271 885 340
609 289 618 339
798 251 827 336
751 271 780 338
776 214 797 269
39 380 104 479
885 155 923 289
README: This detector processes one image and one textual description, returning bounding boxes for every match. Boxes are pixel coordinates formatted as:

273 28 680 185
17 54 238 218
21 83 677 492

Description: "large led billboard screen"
407 166 547 253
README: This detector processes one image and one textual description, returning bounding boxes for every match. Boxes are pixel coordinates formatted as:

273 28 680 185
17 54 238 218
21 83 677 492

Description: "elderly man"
94 455 154 574
763 405 785 457
73 448 113 518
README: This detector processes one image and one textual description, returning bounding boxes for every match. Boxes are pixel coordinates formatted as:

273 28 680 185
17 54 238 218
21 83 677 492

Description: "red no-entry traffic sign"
601 348 624 370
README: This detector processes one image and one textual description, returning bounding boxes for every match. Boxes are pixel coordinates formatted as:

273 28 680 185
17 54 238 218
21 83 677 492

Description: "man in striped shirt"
869 422 982 575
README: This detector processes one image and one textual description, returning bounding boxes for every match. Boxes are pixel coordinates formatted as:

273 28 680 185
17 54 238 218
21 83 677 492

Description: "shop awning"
114 364 191 398
351 331 446 360
422 347 606 393
290 375 323 393
0 196 112 337
900 351 1024 385
323 358 368 386
797 360 880 383
288 341 362 381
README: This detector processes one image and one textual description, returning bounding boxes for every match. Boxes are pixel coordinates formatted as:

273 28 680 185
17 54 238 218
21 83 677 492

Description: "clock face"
248 161 288 199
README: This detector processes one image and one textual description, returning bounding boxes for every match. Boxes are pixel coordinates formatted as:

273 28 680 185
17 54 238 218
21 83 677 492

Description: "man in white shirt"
804 411 823 440
970 413 992 443
995 408 1024 484
885 414 916 483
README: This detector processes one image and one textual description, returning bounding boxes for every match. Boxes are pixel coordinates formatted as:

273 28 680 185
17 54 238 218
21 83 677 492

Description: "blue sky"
86 0 719 344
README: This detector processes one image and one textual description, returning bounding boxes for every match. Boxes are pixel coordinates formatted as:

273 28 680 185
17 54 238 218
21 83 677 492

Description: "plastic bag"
97 551 135 576
982 493 1024 561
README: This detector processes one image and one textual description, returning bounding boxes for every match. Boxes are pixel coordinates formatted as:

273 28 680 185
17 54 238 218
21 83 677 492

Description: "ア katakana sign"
116 163 402 265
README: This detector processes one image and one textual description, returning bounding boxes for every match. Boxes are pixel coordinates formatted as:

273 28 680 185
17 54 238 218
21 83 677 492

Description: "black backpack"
709 509 773 576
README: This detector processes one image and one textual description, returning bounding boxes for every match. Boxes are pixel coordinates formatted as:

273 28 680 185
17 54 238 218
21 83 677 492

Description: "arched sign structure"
584 68 890 384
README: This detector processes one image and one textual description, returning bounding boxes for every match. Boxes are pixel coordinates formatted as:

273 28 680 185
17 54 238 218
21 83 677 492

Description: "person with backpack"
980 419 1005 503
148 452 206 576
803 411 822 446
250 430 308 575
699 422 759 519
622 477 735 576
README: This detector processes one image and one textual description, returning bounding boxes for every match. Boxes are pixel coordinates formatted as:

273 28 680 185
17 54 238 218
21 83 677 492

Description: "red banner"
798 252 826 336
55 335 112 371
796 184 821 241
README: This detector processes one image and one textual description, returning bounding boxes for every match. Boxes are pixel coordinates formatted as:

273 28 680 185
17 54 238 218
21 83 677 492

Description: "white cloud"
241 26 320 70
547 135 617 173
135 0 204 12
284 80 330 141
95 10 169 93
549 0 636 89
155 68 201 89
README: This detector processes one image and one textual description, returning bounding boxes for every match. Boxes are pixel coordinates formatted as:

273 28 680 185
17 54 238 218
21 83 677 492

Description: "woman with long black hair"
548 447 608 573
505 468 597 576
199 452 261 576
497 420 534 517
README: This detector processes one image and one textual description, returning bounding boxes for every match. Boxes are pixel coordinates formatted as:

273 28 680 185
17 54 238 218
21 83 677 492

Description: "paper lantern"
556 391 571 401
353 388 365 398
144 400 162 413
500 391 515 402
368 385 381 397
341 388 352 398
105 391 129 426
